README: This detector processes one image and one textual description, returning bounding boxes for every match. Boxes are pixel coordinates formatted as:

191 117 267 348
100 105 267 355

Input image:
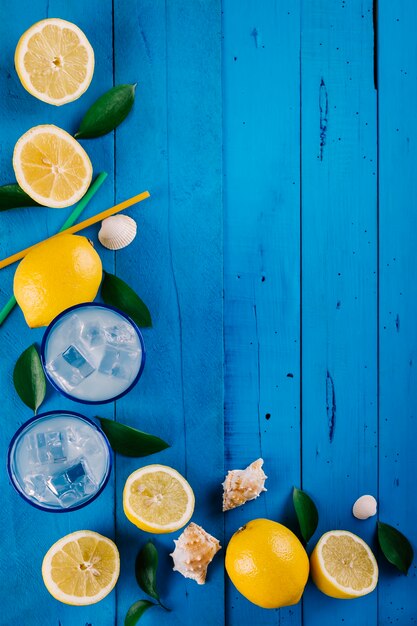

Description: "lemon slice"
123 464 195 534
15 18 94 105
310 530 378 599
13 124 92 208
42 531 120 606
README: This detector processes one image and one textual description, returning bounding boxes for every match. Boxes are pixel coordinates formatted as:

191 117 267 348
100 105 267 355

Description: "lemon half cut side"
310 530 378 599
123 464 195 534
15 18 94 106
42 530 120 606
13 124 92 208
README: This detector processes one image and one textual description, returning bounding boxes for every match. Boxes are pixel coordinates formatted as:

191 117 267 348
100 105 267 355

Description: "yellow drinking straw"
0 189 150 271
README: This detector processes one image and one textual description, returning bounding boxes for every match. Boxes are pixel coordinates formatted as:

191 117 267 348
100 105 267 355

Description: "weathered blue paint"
0 0 416 624
223 2 302 625
301 2 378 626
378 2 417 623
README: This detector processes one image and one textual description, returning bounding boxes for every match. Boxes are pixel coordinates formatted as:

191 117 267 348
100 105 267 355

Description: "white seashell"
170 522 221 585
222 458 267 511
352 495 377 520
98 215 137 250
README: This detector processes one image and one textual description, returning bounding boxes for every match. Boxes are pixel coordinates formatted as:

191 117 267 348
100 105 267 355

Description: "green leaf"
101 271 152 328
293 487 319 544
13 344 46 413
124 600 155 626
0 183 42 211
75 84 136 139
136 542 160 602
98 417 169 457
135 542 170 611
377 521 414 575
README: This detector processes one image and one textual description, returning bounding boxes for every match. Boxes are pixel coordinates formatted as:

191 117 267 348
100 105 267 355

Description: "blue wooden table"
0 1 416 624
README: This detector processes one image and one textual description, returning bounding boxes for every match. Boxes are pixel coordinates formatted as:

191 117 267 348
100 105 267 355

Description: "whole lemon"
14 234 102 328
225 518 309 609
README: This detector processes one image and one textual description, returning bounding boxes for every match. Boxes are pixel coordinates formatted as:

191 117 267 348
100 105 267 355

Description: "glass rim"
40 301 146 405
7 410 113 513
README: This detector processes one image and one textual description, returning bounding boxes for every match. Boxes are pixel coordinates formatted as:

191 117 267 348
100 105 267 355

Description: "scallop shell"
222 458 267 511
352 495 377 520
170 522 221 585
98 215 137 250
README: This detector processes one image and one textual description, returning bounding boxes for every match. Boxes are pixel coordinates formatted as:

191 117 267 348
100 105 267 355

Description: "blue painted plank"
0 1 116 624
378 2 417 623
223 2 302 624
301 1 378 625
113 1 223 624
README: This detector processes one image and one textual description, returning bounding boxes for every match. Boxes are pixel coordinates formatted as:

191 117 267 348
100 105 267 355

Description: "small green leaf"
13 344 46 413
136 542 160 602
101 271 152 328
135 542 170 611
124 600 155 626
75 84 136 139
98 417 169 457
377 521 414 575
0 183 42 211
293 487 319 544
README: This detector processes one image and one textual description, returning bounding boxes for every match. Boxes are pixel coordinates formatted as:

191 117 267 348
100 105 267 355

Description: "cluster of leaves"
125 542 170 626
292 487 414 575
0 84 136 211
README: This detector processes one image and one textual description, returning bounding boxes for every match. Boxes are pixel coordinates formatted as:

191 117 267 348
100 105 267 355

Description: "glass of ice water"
7 411 112 512
41 302 146 404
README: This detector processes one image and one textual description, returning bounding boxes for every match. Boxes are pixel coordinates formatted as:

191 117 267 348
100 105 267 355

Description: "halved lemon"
13 124 92 208
15 18 94 105
123 464 195 534
310 530 378 599
42 531 120 606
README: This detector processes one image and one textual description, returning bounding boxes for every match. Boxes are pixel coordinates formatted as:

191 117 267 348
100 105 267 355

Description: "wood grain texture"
223 2 302 624
378 2 417 623
113 0 223 624
301 1 378 625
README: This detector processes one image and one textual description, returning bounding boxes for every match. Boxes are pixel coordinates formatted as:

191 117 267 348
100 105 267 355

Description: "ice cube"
46 432 66 463
67 425 102 457
27 431 66 465
24 474 48 500
47 354 86 390
98 345 139 380
104 322 136 346
63 345 95 377
46 458 97 507
66 426 89 449
65 314 83 342
28 433 48 464
80 320 105 348
47 345 95 391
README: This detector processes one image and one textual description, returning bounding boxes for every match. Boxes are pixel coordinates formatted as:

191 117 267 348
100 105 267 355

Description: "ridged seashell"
170 522 221 585
222 458 267 511
352 495 377 520
98 215 137 250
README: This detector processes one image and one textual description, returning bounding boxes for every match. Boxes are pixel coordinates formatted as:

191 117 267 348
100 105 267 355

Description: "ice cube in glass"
27 431 66 465
80 321 106 348
98 345 138 380
23 474 48 500
47 345 95 391
46 458 96 507
104 322 136 346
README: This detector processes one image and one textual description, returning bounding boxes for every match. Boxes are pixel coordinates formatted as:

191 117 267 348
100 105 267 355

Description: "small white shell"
222 458 267 511
98 215 137 250
352 495 377 520
170 523 221 585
